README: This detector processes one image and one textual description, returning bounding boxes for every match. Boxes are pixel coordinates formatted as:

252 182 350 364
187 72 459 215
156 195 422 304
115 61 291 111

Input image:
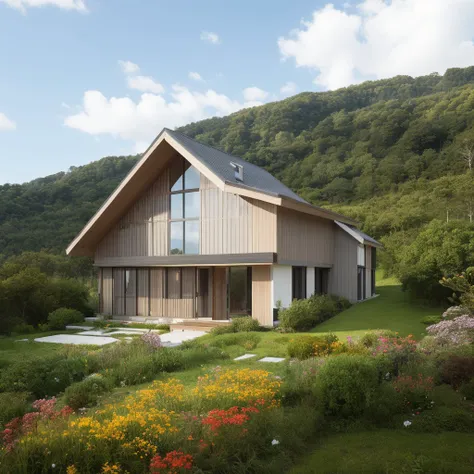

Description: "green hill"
1 66 474 266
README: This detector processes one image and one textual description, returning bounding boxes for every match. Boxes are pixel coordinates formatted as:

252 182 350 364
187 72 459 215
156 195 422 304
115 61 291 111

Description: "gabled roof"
66 128 358 256
335 221 382 248
165 129 307 203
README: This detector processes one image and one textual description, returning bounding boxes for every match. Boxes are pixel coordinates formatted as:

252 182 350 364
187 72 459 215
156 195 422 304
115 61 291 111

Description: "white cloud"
118 60 140 74
280 81 297 97
243 86 268 102
189 71 203 81
278 0 474 90
1 0 87 13
200 31 220 44
0 112 16 131
127 75 165 94
64 85 266 152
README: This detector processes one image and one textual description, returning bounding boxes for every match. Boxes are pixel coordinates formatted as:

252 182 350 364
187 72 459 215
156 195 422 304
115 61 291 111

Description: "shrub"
231 316 261 332
141 332 162 349
279 299 317 331
47 308 84 330
460 379 474 400
426 315 474 345
10 323 35 335
64 375 112 410
365 383 403 425
315 354 380 417
0 355 87 398
371 334 418 374
440 355 474 388
282 358 325 404
409 406 474 433
0 392 31 429
279 295 350 332
421 315 442 325
207 332 261 349
287 336 317 360
392 373 435 412
442 305 470 320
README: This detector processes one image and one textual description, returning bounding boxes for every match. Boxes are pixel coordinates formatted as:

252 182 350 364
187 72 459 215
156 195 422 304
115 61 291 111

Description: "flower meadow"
0 369 284 473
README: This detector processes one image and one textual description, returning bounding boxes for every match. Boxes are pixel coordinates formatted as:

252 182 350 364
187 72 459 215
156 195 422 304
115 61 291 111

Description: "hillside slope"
1 66 474 259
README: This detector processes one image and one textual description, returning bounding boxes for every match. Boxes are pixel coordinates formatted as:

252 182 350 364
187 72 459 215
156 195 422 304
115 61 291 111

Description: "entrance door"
196 268 211 318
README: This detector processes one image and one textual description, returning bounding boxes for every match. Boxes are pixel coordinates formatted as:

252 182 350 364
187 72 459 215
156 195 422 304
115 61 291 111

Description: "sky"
1 0 474 185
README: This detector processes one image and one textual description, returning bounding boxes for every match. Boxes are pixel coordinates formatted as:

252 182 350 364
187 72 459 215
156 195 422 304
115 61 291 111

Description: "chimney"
230 162 244 182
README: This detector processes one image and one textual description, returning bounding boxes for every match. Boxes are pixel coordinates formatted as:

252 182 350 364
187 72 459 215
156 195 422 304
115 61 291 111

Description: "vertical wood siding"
150 268 164 317
251 265 272 326
328 228 358 302
277 208 334 265
137 269 149 316
200 176 277 254
212 267 228 320
113 268 125 315
102 268 113 315
95 168 169 259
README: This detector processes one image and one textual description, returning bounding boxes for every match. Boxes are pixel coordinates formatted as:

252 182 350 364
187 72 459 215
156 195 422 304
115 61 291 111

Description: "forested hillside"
1 66 474 300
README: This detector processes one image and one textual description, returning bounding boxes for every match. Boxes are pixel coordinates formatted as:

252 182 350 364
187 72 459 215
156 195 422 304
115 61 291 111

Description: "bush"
315 354 380 417
440 355 474 388
421 315 442 325
287 335 343 360
0 355 88 398
460 379 474 400
231 316 261 332
409 406 474 433
392 373 435 412
10 323 35 334
279 294 350 332
208 332 261 350
282 358 326 404
0 392 31 429
47 308 84 330
64 375 112 410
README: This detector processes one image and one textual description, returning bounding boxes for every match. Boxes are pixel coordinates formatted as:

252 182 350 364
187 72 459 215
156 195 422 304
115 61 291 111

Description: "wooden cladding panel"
137 269 149 316
113 268 125 315
102 268 113 315
277 208 334 266
150 268 164 317
200 175 277 255
212 267 228 320
95 168 169 259
251 265 272 326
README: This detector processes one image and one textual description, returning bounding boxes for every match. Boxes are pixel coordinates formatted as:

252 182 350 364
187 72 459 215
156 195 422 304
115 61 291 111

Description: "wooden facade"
70 129 380 326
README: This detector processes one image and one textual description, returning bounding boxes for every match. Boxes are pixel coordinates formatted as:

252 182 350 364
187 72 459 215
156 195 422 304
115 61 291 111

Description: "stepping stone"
79 329 145 336
15 338 29 342
160 330 205 346
258 357 285 363
234 354 257 361
35 335 118 346
66 325 93 330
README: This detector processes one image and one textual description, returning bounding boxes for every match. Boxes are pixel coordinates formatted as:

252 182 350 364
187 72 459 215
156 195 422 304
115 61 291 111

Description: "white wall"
271 264 292 309
357 245 365 266
306 266 315 297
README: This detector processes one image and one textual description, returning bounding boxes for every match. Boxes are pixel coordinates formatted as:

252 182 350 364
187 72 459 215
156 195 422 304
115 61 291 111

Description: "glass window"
184 192 200 219
229 267 250 315
171 174 183 192
184 165 200 189
170 222 183 254
292 266 307 300
170 194 183 219
184 221 199 254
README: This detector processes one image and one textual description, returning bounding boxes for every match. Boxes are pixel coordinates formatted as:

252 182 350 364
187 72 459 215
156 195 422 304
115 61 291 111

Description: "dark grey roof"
165 128 307 203
349 226 381 246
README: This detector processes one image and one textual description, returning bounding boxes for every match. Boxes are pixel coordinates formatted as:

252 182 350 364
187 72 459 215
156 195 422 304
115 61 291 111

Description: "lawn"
311 275 443 340
291 430 474 474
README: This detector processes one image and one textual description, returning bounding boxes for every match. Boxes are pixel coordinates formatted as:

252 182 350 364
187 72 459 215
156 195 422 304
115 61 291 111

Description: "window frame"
292 266 307 300
169 158 200 255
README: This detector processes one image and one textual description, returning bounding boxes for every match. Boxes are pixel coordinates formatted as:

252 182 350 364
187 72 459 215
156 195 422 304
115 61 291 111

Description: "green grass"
291 430 474 474
310 275 443 340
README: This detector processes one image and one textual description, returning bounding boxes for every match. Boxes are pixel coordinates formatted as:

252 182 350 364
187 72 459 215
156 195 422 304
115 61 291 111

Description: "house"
67 128 381 326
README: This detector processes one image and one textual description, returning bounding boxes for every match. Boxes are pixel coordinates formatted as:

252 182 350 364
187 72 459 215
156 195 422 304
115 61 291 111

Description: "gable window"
170 157 200 255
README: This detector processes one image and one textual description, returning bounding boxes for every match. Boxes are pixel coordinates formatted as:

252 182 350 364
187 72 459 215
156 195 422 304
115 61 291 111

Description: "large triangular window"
169 157 200 255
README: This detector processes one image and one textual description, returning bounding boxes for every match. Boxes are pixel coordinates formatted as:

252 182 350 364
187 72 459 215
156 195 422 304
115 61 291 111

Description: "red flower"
150 451 193 473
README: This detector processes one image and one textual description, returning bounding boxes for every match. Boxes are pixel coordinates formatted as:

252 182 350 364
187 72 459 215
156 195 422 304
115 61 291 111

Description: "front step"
171 319 231 333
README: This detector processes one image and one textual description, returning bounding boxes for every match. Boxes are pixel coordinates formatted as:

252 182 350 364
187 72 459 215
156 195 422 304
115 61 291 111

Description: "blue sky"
1 0 474 184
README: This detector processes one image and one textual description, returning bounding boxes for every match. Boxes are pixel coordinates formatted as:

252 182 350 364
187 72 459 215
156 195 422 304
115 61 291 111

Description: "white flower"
52 464 56 469
271 439 280 445
403 420 412 427
54 378 60 383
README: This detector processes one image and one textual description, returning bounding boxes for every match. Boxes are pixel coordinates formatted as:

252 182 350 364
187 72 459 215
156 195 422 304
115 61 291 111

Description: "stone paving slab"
258 357 285 363
35 335 118 346
78 330 143 336
66 325 93 331
160 330 206 347
234 354 257 361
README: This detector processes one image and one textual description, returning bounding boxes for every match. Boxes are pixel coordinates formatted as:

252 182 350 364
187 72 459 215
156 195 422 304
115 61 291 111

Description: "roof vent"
230 162 244 182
